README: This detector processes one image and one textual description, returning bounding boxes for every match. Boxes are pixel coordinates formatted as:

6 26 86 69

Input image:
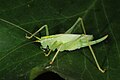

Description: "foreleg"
26 25 49 39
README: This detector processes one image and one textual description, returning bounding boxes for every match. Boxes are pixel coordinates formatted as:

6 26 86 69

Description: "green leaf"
0 0 120 80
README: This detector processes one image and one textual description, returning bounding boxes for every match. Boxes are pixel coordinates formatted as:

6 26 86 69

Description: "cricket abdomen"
59 35 108 51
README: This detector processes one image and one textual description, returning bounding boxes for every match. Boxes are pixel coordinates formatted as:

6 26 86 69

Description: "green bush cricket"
0 17 108 73
25 17 108 73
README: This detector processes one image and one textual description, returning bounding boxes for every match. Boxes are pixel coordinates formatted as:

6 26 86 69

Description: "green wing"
60 35 108 51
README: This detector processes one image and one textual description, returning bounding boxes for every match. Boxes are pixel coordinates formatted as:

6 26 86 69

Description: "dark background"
0 0 120 80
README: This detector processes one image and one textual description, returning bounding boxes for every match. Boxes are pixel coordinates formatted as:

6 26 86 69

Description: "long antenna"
0 18 31 34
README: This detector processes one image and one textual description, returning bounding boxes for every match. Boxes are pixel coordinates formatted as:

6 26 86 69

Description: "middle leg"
50 45 62 64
